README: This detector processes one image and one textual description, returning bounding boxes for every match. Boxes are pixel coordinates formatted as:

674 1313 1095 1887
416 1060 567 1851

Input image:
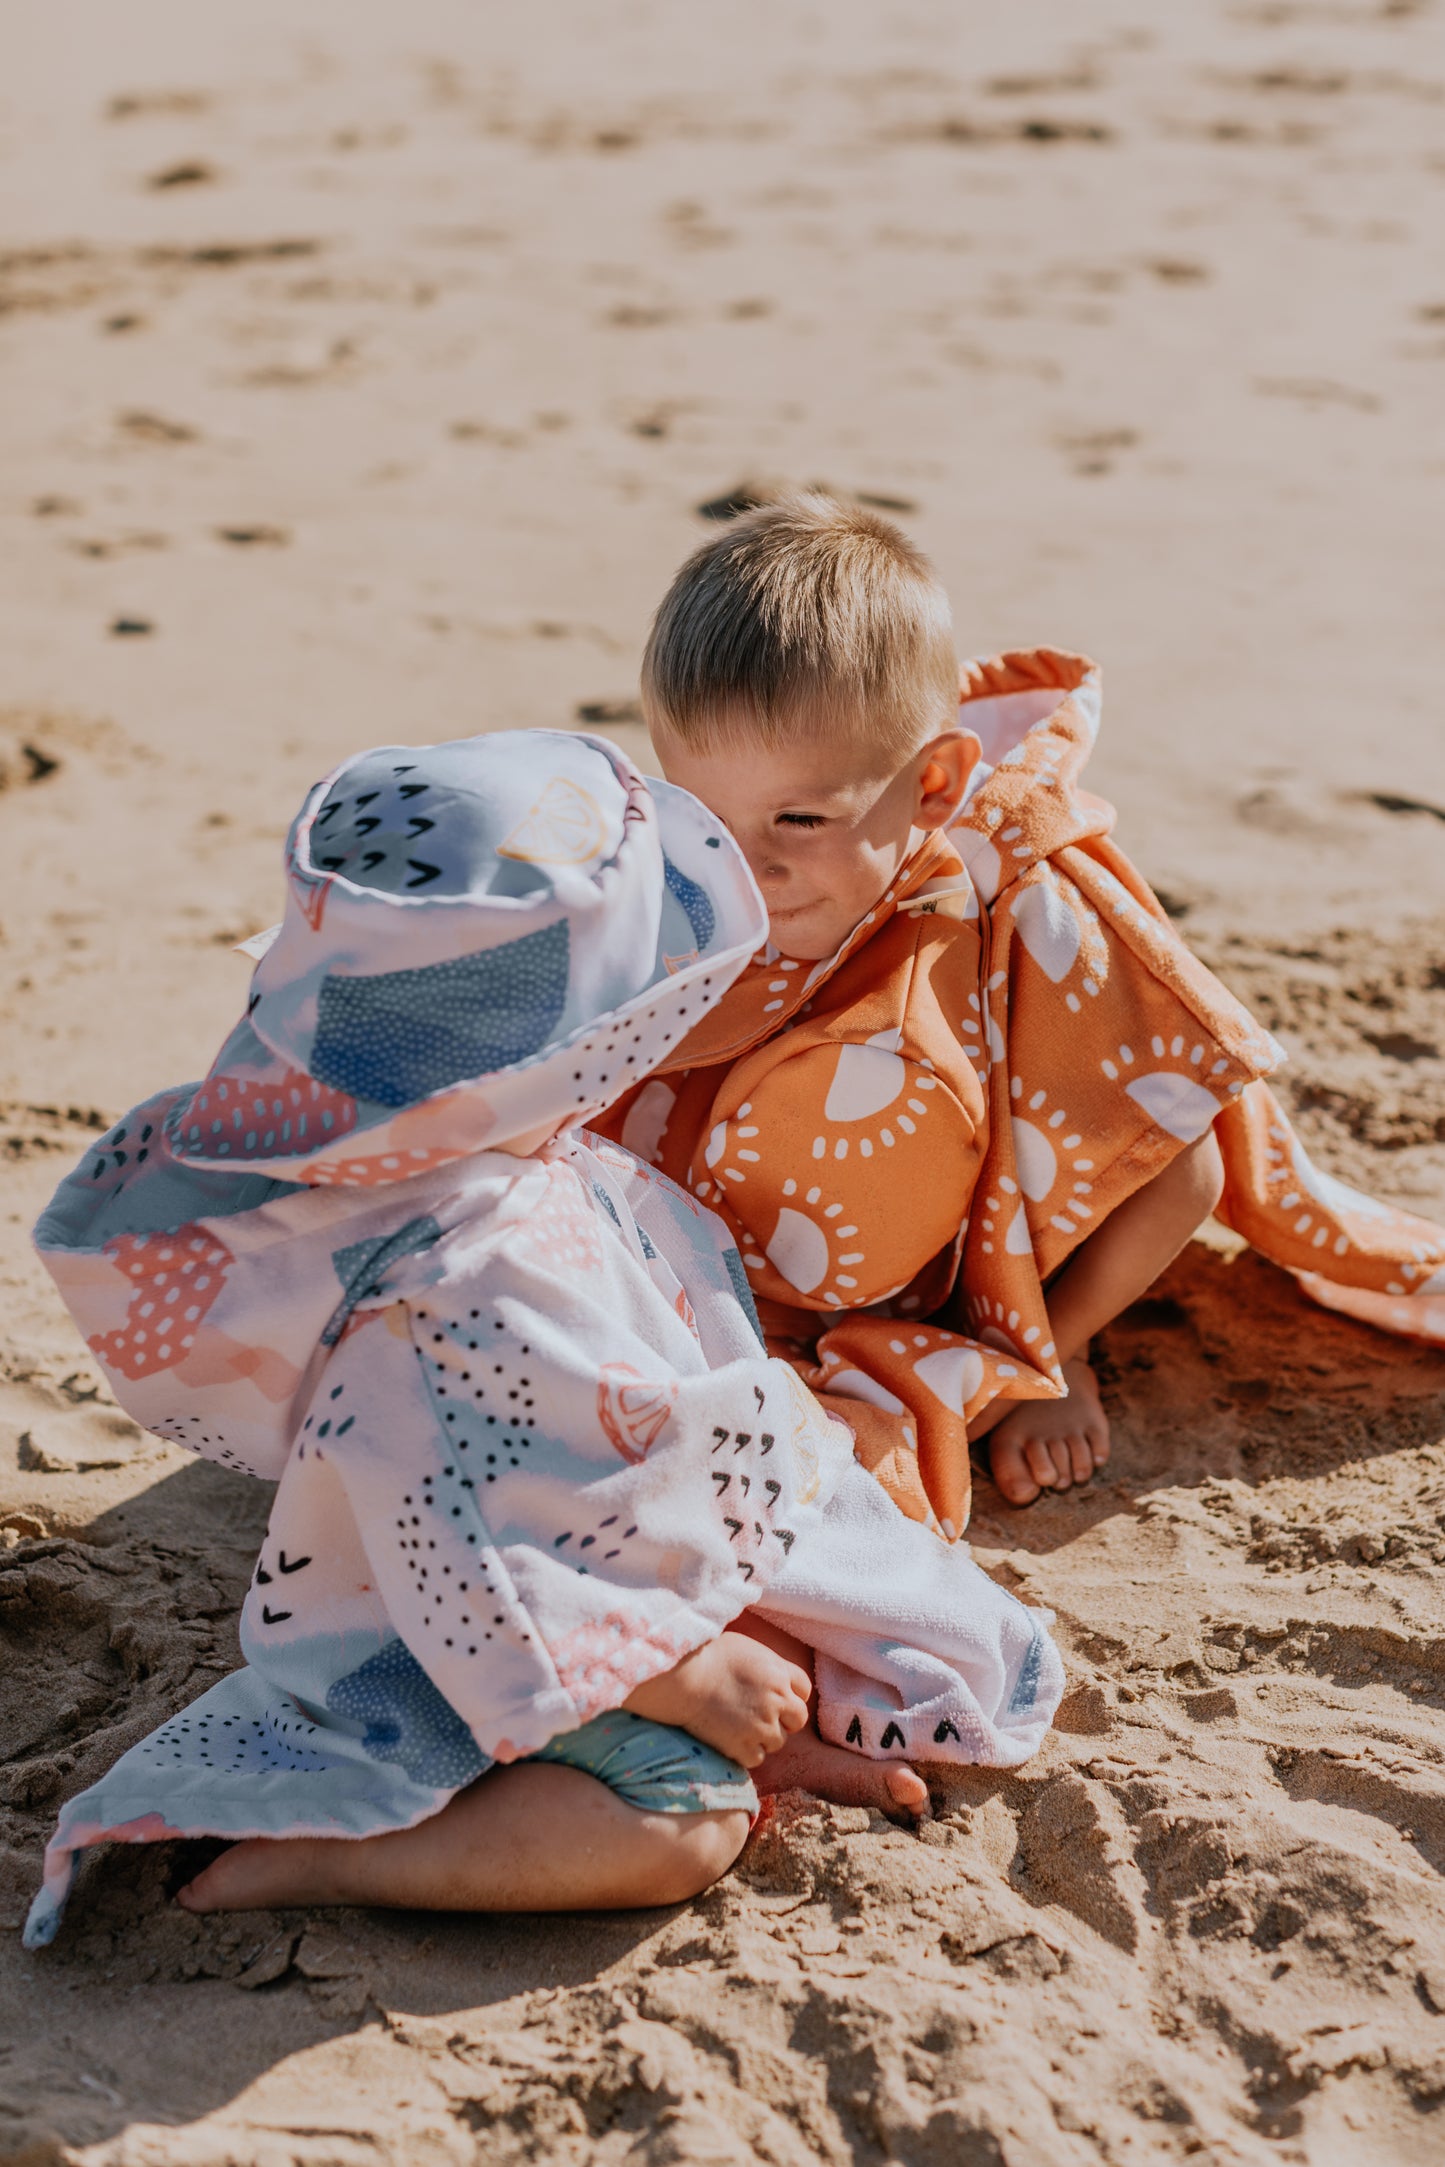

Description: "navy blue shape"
721 1246 765 1345
591 1182 622 1227
663 857 716 952
326 1640 487 1790
311 921 570 1106
323 1215 443 1345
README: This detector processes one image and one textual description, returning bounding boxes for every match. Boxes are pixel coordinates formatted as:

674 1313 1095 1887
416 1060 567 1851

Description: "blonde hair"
640 493 959 758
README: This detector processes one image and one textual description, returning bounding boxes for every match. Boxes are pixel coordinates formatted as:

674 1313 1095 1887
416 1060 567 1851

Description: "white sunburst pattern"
1101 1034 1240 1143
960 972 1008 1075
1008 866 1109 1010
696 1120 869 1310
1261 1113 1439 1288
959 1289 1058 1376
983 1074 1100 1243
691 1036 961 1310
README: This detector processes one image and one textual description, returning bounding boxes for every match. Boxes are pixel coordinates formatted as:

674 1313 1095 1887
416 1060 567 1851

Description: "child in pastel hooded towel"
24 730 1063 1948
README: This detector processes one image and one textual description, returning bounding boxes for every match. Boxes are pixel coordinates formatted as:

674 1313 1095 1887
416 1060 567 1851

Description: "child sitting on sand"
24 729 1062 1949
598 496 1445 1532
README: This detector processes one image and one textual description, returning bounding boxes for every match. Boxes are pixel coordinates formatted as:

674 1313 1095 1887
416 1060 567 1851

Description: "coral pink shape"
549 1612 695 1722
90 1226 236 1382
177 1068 358 1161
511 1162 606 1275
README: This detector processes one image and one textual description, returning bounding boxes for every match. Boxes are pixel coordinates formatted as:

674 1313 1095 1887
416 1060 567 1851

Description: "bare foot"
625 1631 811 1767
178 1833 335 1914
754 1727 930 1819
987 1356 1111 1506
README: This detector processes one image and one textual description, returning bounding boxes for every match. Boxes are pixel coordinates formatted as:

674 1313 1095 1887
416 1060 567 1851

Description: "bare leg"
732 1614 930 1819
978 1132 1225 1505
178 1762 749 1916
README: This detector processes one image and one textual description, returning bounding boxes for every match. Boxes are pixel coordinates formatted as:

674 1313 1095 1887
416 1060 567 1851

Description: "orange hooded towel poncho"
598 650 1445 1537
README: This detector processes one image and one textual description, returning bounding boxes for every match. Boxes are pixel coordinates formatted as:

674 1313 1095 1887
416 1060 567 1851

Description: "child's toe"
988 1436 1041 1505
884 1764 930 1816
1037 1439 1073 1490
1067 1433 1095 1485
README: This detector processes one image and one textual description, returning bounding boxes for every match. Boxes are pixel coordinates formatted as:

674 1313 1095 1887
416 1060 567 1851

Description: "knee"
648 1809 752 1904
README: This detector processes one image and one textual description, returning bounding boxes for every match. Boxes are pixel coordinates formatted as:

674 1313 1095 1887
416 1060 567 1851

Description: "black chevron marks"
880 1721 905 1750
261 1604 292 1625
406 816 435 837
276 1552 311 1575
933 1719 960 1744
846 1714 863 1745
405 859 442 888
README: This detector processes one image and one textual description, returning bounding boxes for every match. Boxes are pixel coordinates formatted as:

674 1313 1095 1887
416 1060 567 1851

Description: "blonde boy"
599 497 1445 1525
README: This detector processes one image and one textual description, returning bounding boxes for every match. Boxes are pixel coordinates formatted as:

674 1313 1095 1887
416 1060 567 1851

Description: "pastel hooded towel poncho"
24 730 1063 1948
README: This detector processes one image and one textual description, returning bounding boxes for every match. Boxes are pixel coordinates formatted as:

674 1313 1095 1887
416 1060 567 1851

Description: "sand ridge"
3 1 1445 2160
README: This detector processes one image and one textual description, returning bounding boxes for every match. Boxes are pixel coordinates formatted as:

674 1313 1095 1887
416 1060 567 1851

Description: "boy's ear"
915 730 980 829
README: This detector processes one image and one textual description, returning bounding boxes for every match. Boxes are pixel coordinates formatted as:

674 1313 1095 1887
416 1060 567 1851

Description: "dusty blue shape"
721 1245 765 1346
310 921 571 1106
326 1641 487 1789
37 1077 305 1257
1006 1618 1046 1718
322 1215 444 1345
533 1709 755 1814
663 857 716 952
22 1887 63 1950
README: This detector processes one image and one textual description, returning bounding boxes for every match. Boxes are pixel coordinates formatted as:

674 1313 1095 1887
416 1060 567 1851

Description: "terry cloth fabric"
597 649 1445 1540
25 732 1063 1949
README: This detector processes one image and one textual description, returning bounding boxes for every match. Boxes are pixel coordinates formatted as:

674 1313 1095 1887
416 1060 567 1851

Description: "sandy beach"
4 1 1445 2159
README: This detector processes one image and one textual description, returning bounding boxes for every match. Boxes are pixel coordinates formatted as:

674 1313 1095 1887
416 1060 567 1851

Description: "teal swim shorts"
526 1708 757 1815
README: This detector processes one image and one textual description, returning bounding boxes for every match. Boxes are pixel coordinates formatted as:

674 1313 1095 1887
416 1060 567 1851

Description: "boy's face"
652 716 978 961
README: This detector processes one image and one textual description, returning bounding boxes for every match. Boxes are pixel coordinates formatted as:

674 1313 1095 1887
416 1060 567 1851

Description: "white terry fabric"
758 1457 1060 1768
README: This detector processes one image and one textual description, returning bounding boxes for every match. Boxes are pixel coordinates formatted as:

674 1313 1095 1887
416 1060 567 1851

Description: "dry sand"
4 2 1445 2160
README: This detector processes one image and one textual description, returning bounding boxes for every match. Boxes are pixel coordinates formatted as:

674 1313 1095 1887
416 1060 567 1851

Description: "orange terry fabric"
599 649 1445 1537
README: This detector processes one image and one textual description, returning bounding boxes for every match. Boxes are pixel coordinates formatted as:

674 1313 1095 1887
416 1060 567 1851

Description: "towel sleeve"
302 1207 854 1762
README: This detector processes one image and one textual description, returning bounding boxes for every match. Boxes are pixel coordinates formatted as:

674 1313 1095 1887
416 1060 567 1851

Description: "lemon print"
497 777 608 867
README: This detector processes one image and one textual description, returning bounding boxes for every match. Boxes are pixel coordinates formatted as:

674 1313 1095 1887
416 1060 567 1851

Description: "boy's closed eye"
775 812 827 830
